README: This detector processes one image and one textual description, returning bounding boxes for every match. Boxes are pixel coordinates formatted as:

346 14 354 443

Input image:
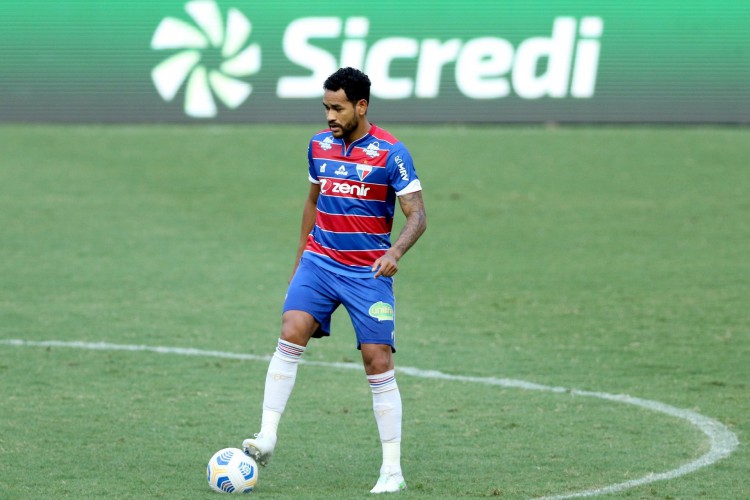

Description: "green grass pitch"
0 124 748 499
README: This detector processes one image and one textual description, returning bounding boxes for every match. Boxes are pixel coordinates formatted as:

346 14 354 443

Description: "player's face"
323 89 366 140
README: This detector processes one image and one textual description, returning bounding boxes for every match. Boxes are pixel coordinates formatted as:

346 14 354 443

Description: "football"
206 447 259 494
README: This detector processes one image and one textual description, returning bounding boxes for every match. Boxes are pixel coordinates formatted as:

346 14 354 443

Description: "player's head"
324 67 371 106
323 67 371 140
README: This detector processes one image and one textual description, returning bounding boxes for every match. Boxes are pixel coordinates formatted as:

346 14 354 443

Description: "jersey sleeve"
307 140 320 184
388 144 422 196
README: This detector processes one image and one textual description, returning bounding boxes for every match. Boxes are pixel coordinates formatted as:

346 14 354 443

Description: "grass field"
1 124 748 499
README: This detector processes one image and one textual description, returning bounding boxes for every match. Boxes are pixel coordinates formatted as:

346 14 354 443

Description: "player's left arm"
372 191 427 278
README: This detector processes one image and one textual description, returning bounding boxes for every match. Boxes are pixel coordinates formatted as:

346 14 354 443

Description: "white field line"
1 338 739 499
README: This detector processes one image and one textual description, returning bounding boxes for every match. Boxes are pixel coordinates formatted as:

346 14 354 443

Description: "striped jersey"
303 124 422 277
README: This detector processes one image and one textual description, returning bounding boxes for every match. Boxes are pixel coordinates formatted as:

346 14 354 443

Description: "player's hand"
372 252 399 278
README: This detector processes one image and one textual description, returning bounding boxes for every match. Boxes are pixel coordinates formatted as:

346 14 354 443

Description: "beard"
329 115 359 140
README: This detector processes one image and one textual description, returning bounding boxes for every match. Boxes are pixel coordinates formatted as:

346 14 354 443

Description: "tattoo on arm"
391 191 427 259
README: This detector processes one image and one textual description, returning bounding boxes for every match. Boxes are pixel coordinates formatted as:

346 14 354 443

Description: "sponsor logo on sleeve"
394 155 409 181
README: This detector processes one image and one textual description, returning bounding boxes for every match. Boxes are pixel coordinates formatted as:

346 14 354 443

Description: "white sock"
368 370 402 474
259 339 305 436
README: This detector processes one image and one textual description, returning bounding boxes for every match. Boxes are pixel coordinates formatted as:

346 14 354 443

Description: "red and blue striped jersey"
303 124 422 277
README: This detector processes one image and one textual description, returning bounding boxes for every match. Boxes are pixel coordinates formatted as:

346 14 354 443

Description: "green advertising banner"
1 0 748 123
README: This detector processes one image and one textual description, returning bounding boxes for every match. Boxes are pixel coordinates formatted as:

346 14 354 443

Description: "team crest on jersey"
364 141 381 158
320 136 334 150
356 164 373 181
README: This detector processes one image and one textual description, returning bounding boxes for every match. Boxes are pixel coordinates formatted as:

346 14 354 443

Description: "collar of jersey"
340 125 374 156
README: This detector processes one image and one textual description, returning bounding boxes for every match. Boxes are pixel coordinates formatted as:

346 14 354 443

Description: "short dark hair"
323 67 371 105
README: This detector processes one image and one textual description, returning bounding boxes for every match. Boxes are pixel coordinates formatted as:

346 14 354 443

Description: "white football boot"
370 470 407 494
242 433 276 467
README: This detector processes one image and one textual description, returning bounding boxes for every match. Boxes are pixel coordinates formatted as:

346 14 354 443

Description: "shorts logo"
368 301 394 322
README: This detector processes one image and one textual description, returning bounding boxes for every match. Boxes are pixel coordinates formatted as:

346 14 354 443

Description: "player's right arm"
290 182 320 282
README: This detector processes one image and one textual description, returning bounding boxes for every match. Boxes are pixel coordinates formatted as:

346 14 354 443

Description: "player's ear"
356 99 368 116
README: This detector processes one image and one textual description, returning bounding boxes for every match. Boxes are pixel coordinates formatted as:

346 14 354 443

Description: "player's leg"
362 344 406 493
342 276 406 493
244 260 336 465
243 310 317 465
267 311 319 423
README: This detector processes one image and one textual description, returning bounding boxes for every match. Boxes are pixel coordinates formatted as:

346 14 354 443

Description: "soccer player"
243 67 427 494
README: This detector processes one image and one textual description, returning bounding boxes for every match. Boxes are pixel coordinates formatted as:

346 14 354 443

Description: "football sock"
260 339 305 436
368 370 402 473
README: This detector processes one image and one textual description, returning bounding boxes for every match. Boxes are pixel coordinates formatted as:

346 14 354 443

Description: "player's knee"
362 344 394 375
280 311 317 346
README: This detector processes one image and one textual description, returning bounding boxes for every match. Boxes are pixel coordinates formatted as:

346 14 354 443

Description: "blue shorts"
283 257 397 352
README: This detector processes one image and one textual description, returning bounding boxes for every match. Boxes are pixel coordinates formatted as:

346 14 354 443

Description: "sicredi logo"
278 16 603 100
151 0 261 118
151 1 603 118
